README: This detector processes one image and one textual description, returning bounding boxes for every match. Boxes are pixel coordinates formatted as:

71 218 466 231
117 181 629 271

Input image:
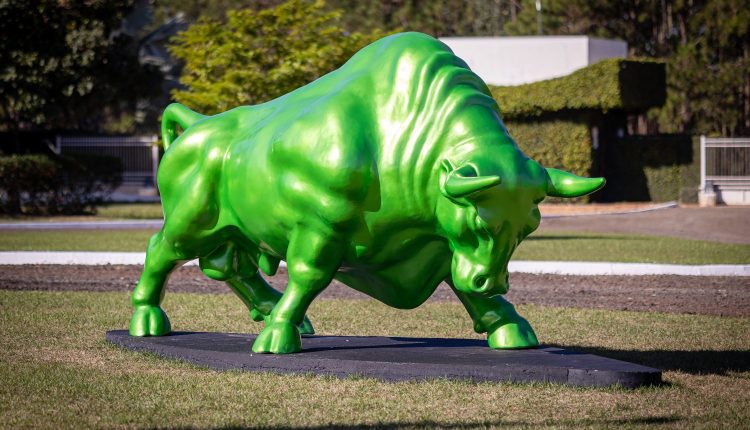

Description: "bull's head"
437 149 604 297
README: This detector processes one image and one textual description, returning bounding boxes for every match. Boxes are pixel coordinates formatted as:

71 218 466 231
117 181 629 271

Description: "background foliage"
0 0 162 136
169 0 388 113
505 120 591 177
2 0 745 138
320 0 749 137
0 154 123 215
601 135 700 203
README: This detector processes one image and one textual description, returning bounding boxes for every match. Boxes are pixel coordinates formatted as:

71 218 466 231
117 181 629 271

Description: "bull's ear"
440 159 501 200
545 168 606 198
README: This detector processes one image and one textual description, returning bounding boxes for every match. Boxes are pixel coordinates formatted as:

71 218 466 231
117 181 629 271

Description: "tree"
0 0 162 135
169 0 388 113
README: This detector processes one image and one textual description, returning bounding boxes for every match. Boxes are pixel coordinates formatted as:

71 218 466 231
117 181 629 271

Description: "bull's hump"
356 32 452 62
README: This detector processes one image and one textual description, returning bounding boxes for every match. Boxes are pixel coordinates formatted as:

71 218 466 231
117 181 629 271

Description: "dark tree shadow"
547 344 750 376
163 416 679 430
524 235 639 241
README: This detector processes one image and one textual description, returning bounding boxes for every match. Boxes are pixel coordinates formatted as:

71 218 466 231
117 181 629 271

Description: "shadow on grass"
166 416 679 429
550 344 750 376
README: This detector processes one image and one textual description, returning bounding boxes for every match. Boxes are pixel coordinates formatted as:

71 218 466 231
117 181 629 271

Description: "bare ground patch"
1 264 748 317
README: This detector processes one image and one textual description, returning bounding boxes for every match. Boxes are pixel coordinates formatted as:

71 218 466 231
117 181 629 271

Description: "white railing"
700 135 750 205
56 135 160 187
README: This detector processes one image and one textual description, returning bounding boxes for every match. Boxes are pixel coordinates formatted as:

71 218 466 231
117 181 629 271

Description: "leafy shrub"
0 154 123 215
598 135 698 202
169 0 389 114
506 119 592 177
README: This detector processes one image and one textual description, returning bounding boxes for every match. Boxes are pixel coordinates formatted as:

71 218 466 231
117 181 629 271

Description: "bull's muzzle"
469 273 508 295
472 274 493 293
452 253 509 296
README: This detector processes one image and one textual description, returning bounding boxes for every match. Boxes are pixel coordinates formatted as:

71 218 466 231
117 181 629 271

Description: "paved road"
0 220 163 230
539 206 750 244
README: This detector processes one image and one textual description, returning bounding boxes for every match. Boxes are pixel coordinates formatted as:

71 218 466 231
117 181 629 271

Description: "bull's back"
217 77 379 257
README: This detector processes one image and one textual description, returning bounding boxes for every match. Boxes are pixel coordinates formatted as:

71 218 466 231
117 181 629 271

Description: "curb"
541 201 678 218
508 260 750 277
1 252 747 277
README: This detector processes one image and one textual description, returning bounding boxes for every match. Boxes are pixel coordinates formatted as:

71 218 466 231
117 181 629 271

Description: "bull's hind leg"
252 228 343 354
199 243 314 334
447 279 538 349
129 231 184 336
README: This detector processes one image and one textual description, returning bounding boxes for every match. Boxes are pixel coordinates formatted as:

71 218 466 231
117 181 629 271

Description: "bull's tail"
160 103 206 151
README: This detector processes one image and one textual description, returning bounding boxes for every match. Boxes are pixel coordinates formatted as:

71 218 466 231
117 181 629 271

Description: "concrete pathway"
0 220 163 230
1 251 747 276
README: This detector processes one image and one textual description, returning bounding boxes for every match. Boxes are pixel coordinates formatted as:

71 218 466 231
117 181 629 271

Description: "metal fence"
56 135 160 188
700 136 750 205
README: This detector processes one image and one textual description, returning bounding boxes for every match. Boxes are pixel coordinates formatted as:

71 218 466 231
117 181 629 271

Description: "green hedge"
0 154 123 215
598 135 699 203
491 58 666 119
506 119 592 177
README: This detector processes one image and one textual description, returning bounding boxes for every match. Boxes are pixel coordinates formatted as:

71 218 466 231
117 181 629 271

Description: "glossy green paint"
129 32 605 354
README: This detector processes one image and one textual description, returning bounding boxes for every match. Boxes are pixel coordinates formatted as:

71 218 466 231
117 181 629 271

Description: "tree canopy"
168 0 388 114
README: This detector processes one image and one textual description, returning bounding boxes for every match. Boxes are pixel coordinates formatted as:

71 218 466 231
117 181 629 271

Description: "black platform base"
106 330 661 388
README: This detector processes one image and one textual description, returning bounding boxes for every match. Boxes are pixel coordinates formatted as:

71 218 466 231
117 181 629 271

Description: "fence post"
699 135 706 191
151 135 159 189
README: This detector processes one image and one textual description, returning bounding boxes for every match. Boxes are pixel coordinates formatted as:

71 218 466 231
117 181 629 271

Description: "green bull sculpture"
129 32 605 354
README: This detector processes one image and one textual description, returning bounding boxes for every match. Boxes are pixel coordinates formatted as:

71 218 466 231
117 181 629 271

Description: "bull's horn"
441 160 501 199
546 168 606 198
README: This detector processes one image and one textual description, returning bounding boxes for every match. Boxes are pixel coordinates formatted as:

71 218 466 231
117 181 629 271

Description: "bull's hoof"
252 321 301 354
487 318 538 349
129 305 171 337
298 316 315 336
250 309 314 336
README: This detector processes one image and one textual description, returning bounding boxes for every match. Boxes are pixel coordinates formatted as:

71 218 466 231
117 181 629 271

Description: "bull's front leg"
446 279 539 349
252 227 343 354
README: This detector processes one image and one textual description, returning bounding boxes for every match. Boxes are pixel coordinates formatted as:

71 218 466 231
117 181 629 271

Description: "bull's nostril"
473 275 488 290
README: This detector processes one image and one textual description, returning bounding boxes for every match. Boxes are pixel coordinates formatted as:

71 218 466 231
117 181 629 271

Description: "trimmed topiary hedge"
490 58 666 119
505 119 592 177
0 154 123 215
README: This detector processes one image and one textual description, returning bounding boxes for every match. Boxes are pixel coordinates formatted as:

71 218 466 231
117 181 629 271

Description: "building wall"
439 36 627 86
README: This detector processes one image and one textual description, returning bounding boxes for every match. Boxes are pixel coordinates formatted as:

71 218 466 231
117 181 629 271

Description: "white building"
439 36 628 86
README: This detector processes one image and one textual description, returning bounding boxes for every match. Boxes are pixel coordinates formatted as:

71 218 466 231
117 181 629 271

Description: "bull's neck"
374 138 454 224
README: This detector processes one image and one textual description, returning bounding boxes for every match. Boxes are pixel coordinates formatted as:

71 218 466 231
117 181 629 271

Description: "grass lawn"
1 229 749 265
95 203 164 219
0 203 164 222
0 291 748 429
0 229 157 252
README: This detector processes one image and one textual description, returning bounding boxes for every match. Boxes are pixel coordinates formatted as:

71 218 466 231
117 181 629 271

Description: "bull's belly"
334 239 452 309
